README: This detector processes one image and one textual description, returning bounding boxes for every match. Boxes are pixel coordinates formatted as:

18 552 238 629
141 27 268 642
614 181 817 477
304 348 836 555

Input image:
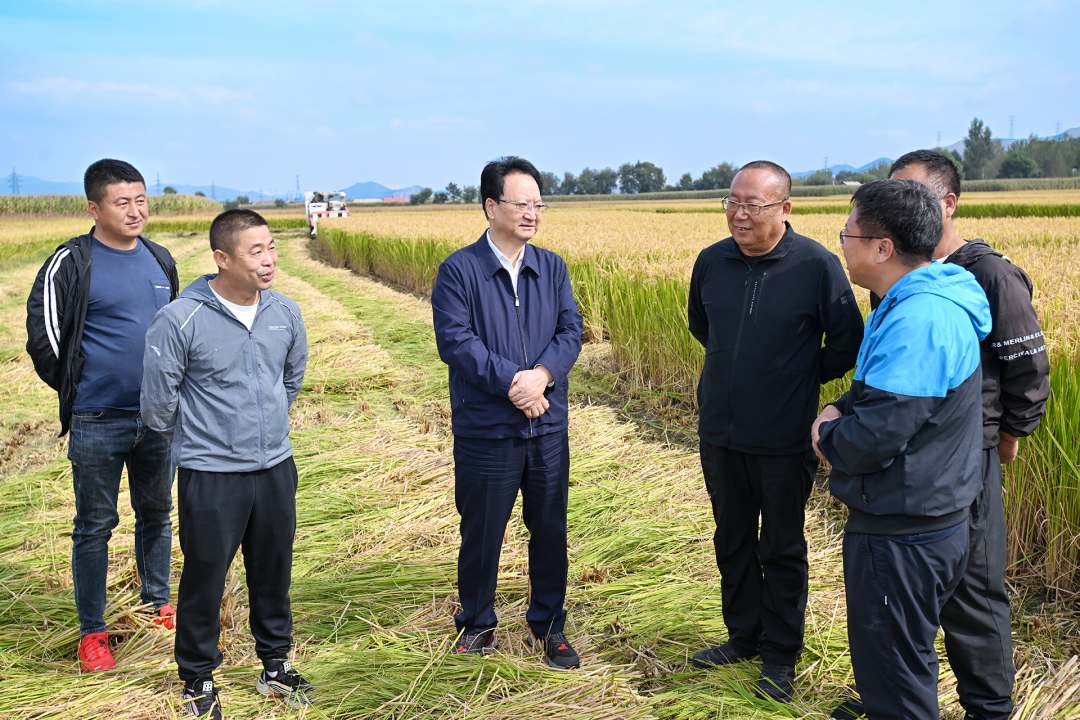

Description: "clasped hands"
508 367 552 419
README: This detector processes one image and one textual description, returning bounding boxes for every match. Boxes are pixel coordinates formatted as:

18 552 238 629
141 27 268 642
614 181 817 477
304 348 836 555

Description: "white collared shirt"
486 231 525 294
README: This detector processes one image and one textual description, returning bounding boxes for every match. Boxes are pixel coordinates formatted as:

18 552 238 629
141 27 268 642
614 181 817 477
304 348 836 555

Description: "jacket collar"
720 221 796 262
470 231 540 278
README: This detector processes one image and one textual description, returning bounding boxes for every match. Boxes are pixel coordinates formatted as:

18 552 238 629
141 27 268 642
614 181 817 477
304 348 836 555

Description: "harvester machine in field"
304 190 349 236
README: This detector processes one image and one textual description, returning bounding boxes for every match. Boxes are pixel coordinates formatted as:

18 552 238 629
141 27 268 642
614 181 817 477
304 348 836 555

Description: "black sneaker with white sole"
531 631 580 670
256 659 314 707
182 677 222 720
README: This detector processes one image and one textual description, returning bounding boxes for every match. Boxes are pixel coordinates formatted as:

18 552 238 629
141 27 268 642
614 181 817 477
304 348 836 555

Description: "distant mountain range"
943 126 1080 158
0 176 424 201
791 157 894 178
340 181 423 199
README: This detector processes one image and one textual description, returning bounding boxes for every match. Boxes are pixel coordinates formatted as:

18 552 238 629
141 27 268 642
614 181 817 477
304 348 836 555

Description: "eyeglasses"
496 199 549 214
722 196 788 216
839 229 903 254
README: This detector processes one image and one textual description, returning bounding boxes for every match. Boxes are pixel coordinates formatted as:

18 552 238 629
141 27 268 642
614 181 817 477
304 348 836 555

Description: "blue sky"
2 0 1077 193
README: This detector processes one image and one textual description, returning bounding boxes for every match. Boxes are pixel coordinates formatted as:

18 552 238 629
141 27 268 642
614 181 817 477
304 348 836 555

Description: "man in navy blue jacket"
813 180 991 720
431 156 583 669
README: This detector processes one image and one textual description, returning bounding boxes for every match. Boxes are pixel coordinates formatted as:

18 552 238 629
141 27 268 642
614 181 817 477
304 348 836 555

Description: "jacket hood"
882 262 992 342
944 238 1002 269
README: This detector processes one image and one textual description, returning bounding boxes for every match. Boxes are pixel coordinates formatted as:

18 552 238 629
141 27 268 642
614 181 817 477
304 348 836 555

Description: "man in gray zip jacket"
141 209 310 719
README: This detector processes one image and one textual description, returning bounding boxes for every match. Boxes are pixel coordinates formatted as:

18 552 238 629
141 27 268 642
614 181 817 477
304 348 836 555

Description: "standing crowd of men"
25 151 1048 719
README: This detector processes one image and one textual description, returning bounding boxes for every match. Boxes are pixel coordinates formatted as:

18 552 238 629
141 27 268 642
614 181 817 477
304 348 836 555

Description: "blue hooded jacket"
818 262 992 534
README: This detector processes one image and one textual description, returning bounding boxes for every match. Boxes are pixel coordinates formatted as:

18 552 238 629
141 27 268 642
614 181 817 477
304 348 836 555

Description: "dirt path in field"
0 231 1075 719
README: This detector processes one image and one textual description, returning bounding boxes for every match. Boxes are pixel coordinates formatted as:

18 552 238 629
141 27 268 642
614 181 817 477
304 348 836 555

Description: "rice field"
318 201 1080 596
0 204 1078 718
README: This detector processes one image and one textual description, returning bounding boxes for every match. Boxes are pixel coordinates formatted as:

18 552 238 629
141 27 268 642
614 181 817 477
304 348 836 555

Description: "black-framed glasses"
839 229 903 254
722 195 788 215
496 199 549 214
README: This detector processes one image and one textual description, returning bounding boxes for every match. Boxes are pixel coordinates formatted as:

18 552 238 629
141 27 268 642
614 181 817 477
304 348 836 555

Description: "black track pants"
174 457 297 681
845 523 970 720
940 448 1015 720
699 441 817 665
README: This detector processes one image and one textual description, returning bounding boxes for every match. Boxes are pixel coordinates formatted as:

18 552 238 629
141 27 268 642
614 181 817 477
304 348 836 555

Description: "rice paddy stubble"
1 219 1078 717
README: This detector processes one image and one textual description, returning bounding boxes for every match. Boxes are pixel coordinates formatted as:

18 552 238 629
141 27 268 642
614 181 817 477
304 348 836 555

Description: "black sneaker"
531 631 580 670
832 698 867 718
756 663 796 702
691 641 758 669
256 658 314 707
450 630 498 655
182 677 222 720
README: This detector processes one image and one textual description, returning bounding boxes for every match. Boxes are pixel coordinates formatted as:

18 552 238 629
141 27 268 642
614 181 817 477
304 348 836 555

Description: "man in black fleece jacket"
884 150 1047 720
686 161 863 701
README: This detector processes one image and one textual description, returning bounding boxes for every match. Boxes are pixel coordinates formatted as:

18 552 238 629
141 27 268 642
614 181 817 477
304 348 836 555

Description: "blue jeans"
69 410 174 635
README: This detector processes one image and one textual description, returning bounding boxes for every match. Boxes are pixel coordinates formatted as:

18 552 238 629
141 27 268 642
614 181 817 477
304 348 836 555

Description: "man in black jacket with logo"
687 161 863 700
25 159 179 673
883 150 1048 720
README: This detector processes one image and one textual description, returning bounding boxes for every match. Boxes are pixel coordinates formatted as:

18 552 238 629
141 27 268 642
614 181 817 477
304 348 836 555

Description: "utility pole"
295 175 301 202
1009 115 1015 139
937 131 942 147
259 186 263 201
824 157 831 184
9 167 20 195
211 181 216 201
156 172 162 195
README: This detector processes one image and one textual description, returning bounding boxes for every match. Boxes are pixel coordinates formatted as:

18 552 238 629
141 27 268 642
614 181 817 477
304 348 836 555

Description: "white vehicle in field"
304 190 349 236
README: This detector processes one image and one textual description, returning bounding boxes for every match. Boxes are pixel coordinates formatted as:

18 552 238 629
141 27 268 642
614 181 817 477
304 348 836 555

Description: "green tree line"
957 117 1080 181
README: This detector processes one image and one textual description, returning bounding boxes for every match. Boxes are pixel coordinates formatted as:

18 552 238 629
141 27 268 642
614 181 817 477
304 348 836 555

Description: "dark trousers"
453 431 569 637
175 457 297 681
68 410 174 635
940 449 1015 720
699 441 816 665
845 524 970 720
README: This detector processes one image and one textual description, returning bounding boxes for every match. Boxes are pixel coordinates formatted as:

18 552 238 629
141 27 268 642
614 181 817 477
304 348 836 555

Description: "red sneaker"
79 632 117 672
154 604 176 630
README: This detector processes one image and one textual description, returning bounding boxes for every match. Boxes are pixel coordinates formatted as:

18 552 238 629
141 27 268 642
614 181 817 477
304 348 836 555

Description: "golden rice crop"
322 206 1080 594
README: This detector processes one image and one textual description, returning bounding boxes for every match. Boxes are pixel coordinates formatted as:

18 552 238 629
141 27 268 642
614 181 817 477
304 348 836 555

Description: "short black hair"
480 156 543 220
851 179 942 265
209 209 269 254
889 149 962 200
84 159 146 204
735 160 792 199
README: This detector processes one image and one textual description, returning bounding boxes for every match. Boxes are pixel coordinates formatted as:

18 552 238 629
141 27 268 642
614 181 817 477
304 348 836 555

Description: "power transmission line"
156 172 162 195
8 168 20 195
1009 115 1015 139
937 131 942 147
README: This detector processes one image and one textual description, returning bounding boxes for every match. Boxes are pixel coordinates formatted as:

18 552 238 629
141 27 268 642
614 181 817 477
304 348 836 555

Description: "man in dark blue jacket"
431 156 583 669
687 161 863 701
813 180 991 720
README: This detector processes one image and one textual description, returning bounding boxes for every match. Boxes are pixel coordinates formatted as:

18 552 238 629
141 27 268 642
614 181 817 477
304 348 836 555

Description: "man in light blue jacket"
142 209 309 719
812 180 991 720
